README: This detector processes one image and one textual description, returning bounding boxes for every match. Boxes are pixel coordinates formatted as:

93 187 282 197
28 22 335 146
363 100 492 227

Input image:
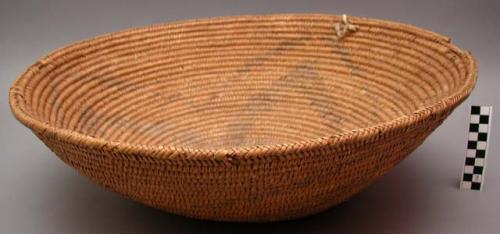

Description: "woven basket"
9 14 476 222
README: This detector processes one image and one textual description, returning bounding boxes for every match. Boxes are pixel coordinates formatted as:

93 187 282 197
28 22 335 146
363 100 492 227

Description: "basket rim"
9 13 477 161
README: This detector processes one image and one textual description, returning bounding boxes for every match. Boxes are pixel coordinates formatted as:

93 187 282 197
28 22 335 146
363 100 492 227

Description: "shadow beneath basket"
44 148 438 234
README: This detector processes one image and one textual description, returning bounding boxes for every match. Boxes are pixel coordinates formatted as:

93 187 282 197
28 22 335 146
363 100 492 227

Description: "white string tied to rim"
335 14 358 39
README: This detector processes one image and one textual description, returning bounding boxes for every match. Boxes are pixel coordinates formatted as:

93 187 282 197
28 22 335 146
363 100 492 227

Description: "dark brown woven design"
9 14 477 222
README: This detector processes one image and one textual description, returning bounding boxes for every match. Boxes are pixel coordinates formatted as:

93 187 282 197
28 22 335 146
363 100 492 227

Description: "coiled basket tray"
9 14 476 222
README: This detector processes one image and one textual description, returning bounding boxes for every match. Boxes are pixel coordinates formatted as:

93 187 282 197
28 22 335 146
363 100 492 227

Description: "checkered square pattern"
461 106 492 191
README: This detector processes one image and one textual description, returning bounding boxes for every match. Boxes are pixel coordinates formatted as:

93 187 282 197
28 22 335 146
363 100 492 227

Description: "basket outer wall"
35 108 449 221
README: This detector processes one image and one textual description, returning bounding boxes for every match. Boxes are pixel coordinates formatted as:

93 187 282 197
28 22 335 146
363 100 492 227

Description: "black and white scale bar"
461 105 492 191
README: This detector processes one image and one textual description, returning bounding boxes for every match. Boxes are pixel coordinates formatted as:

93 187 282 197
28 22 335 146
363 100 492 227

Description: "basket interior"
14 15 472 150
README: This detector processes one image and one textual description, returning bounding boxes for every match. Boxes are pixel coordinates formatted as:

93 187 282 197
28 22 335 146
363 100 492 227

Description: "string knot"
335 14 358 40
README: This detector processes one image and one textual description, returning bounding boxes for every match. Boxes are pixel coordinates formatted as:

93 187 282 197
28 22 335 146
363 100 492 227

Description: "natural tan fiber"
9 14 477 222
